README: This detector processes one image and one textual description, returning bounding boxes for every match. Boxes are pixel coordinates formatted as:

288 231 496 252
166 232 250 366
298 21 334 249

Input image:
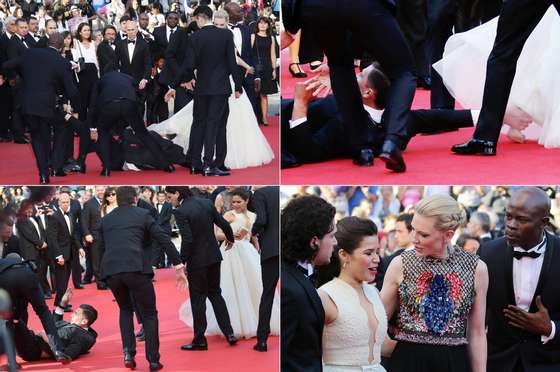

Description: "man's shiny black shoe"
352 149 374 167
124 351 136 369
281 150 300 169
417 76 432 90
100 168 111 177
379 140 406 173
97 284 108 290
181 342 208 351
39 175 50 184
253 341 267 352
218 165 230 172
190 166 203 175
74 285 84 289
54 350 71 364
149 362 164 371
202 166 229 177
163 164 175 173
226 334 238 346
14 137 29 144
451 138 497 155
51 169 67 177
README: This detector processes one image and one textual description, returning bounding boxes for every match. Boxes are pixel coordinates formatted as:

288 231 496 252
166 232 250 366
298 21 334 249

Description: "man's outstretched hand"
176 269 188 292
60 288 73 309
304 65 331 97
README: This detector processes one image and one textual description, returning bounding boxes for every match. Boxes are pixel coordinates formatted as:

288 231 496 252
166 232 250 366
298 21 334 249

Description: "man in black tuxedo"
281 195 337 372
281 64 474 167
283 0 417 173
479 187 560 372
99 186 187 371
96 25 118 75
80 186 107 289
169 6 242 177
88 70 174 176
164 186 238 351
1 218 20 258
36 19 58 48
452 0 560 156
152 12 179 63
27 17 40 46
2 32 80 184
47 191 84 311
152 191 173 268
250 186 279 352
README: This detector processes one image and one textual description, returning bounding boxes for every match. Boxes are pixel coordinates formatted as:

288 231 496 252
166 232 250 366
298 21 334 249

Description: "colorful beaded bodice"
395 247 478 346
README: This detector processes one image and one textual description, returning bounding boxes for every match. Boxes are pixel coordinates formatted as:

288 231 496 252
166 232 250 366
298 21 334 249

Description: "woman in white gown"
317 216 392 371
433 6 560 147
179 188 280 339
148 14 275 170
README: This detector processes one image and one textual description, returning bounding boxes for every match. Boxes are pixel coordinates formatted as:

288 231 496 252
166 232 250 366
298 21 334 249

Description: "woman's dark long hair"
316 216 378 287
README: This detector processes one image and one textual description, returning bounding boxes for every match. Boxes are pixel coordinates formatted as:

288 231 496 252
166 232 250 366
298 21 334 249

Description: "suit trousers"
107 272 160 363
213 99 229 168
301 0 416 150
25 114 67 177
34 252 52 294
12 320 52 361
53 262 71 307
70 248 82 287
190 95 229 168
173 86 193 114
187 262 233 343
473 0 560 142
256 256 279 343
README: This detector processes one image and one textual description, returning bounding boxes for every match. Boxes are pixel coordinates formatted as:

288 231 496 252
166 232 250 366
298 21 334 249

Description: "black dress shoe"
74 285 84 289
226 334 238 346
253 341 267 352
417 76 432 90
100 168 111 176
14 137 29 144
203 166 229 177
281 150 300 169
54 350 71 364
352 149 374 167
451 138 497 155
218 165 230 172
149 362 164 371
51 168 68 177
97 284 108 290
82 278 92 284
124 352 136 369
190 166 203 175
379 140 406 173
39 175 50 184
181 342 208 351
288 63 307 78
163 164 175 173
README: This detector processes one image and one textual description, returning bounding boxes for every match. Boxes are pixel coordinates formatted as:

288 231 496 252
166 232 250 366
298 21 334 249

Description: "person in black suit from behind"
250 186 279 352
152 191 173 268
47 191 84 311
88 70 174 176
1 217 21 258
99 186 187 371
2 32 80 184
281 64 474 167
169 6 242 177
281 195 337 372
478 187 560 372
164 186 238 351
283 0 417 173
80 185 107 289
452 0 560 156
97 25 118 75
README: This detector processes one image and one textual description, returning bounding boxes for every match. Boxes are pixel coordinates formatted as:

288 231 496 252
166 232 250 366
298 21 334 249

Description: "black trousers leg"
202 95 228 168
71 251 82 288
188 96 207 168
52 116 71 170
107 274 136 356
26 115 51 177
205 262 233 337
173 86 193 114
35 254 51 294
397 0 429 79
473 0 555 142
53 262 70 307
213 99 229 168
89 240 101 282
12 320 44 361
242 72 262 123
187 267 209 343
256 256 279 343
96 103 121 170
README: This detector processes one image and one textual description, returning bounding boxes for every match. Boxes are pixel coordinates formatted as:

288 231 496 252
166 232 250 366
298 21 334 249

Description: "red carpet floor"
280 49 560 185
1 269 279 371
0 117 279 186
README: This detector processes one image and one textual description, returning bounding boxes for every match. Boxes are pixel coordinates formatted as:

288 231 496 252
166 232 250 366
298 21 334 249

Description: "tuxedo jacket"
281 262 324 372
25 34 38 48
96 40 117 76
80 197 102 240
15 218 46 261
250 186 279 262
47 209 81 261
87 71 138 125
2 47 79 119
172 197 234 272
181 25 242 95
113 37 152 84
161 27 189 86
36 36 48 48
7 35 29 60
152 25 172 60
156 202 173 235
281 95 473 164
0 33 12 68
479 235 560 372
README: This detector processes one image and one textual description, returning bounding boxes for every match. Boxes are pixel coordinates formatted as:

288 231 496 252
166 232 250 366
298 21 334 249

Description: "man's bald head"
510 187 550 218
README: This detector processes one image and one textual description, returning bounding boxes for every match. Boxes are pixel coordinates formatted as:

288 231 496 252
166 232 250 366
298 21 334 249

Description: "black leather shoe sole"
379 152 406 173
124 359 136 369
451 143 497 155
181 343 208 351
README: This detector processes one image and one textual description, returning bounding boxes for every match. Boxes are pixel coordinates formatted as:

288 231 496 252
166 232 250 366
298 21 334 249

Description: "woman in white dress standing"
317 216 392 371
179 188 280 339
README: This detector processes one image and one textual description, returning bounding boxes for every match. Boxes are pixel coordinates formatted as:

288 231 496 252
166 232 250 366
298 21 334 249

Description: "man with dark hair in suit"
80 185 107 289
97 25 118 75
153 191 173 268
152 11 179 63
164 186 237 351
479 187 560 372
250 186 279 352
2 32 80 184
0 217 20 258
468 211 493 243
36 19 58 48
99 186 187 371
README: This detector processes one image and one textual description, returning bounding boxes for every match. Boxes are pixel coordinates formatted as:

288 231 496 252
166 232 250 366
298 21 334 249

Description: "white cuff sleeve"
542 321 556 344
471 109 480 124
174 263 185 271
54 306 64 315
55 255 63 260
289 117 307 129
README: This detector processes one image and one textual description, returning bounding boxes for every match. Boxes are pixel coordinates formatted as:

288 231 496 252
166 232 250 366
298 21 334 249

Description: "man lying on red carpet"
12 288 98 363
281 63 531 169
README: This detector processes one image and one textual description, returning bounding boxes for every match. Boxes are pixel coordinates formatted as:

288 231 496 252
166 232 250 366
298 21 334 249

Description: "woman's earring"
342 261 347 270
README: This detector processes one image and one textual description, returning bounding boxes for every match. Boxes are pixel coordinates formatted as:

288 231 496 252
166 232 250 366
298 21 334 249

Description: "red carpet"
1 269 279 371
280 49 560 184
0 117 279 185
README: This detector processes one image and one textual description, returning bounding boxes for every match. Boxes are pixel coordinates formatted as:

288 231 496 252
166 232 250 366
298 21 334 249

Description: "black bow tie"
127 39 136 44
513 250 541 260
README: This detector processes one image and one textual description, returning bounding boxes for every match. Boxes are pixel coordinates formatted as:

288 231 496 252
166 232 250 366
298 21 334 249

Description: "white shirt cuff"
542 321 556 344
289 117 307 129
54 306 64 315
56 255 63 260
471 109 480 124
174 263 185 270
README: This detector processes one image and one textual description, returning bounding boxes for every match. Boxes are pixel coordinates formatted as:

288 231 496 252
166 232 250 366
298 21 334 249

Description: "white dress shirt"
17 35 29 48
166 25 177 42
127 39 136 63
229 23 243 55
297 261 314 277
512 234 555 343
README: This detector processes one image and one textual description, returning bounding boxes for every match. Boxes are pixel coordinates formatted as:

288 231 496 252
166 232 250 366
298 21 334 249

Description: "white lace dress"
178 210 280 339
320 278 387 372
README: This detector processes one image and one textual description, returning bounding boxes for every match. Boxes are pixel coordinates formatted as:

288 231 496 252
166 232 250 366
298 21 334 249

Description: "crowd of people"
281 186 560 372
0 0 278 183
0 185 279 370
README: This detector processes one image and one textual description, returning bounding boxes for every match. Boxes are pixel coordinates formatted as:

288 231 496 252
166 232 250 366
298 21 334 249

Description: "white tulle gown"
179 210 280 339
433 6 560 147
148 79 275 169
